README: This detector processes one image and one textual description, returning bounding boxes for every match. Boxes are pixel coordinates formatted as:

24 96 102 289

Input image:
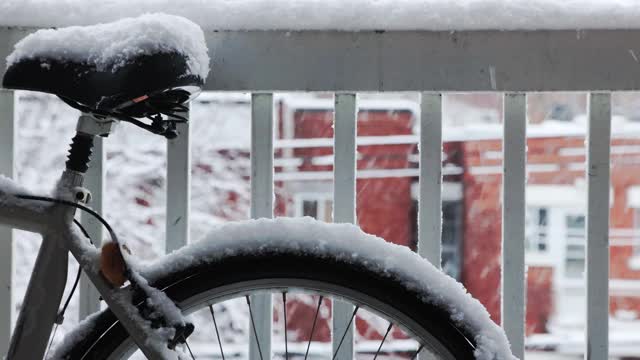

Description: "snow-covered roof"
0 0 639 31
6 13 210 79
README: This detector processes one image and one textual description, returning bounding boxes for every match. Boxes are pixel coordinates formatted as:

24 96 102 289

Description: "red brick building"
270 95 640 354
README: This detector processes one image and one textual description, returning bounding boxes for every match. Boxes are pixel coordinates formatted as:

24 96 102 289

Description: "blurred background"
10 91 640 359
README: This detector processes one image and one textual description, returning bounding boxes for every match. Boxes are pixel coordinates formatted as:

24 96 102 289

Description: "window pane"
303 200 318 218
538 208 548 226
566 214 585 229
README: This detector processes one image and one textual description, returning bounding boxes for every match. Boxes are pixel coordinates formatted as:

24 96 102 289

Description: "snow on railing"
0 26 628 360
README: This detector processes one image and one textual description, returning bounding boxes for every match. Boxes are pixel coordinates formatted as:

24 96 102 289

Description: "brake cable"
44 218 93 359
13 194 191 346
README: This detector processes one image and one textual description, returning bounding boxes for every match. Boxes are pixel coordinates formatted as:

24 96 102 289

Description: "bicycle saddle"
2 14 210 119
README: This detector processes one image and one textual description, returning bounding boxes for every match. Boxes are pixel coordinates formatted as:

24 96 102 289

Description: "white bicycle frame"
0 114 177 360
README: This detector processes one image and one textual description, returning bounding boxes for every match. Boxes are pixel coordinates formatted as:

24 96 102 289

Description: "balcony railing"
1 27 638 359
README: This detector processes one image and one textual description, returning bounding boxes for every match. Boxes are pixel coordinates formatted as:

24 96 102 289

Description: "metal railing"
0 27 635 359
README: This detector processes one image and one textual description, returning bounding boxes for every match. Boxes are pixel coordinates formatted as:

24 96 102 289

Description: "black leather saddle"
3 49 203 119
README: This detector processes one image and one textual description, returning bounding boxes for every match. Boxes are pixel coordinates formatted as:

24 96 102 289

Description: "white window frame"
561 211 587 286
293 192 334 222
525 206 550 256
524 185 588 277
624 186 640 269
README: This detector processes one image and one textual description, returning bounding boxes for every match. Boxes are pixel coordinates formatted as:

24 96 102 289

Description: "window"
441 201 463 280
564 214 586 278
411 199 463 280
295 193 333 222
525 205 587 279
525 207 549 253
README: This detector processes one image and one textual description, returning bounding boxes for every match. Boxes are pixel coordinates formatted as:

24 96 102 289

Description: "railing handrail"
0 24 629 359
4 28 640 92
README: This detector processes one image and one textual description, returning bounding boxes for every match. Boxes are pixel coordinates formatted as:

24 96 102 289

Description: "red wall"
461 136 640 333
275 107 416 341
274 105 640 337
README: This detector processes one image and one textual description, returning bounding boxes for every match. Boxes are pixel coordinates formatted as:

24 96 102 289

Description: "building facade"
271 95 640 355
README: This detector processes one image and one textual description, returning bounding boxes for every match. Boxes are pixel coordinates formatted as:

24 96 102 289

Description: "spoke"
372 323 393 360
410 344 425 360
331 305 359 360
304 295 324 360
246 295 265 360
44 323 59 359
282 292 289 360
184 338 196 360
209 305 226 360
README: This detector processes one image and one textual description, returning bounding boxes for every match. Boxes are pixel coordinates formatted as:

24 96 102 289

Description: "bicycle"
0 13 515 360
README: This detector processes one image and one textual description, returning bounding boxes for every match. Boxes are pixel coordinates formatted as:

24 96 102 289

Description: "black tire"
58 250 476 359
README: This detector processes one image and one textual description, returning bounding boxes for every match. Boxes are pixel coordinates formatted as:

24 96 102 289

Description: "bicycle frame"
0 115 177 360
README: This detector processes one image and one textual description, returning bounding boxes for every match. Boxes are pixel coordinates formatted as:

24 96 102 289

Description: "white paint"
249 93 274 360
501 93 526 359
561 145 640 157
470 163 559 176
412 182 463 202
0 90 14 355
526 184 612 208
333 93 357 360
559 147 585 157
275 135 419 149
418 93 442 267
585 92 611 360
609 279 640 296
626 186 640 208
274 166 463 182
567 163 585 172
166 109 191 253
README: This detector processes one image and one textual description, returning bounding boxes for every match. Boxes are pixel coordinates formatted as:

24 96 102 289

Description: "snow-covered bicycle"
0 14 515 360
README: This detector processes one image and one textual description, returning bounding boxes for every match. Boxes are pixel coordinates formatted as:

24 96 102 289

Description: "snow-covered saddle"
2 13 210 119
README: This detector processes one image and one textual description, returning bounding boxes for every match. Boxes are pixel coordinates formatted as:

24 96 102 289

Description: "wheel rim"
105 278 460 360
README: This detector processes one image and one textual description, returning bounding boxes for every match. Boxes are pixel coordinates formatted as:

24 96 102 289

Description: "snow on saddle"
2 13 210 119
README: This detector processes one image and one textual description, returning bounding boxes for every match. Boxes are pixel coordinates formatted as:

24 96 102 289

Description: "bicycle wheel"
52 219 514 360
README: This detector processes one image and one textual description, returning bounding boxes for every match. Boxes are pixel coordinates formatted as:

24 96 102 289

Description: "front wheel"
52 218 514 360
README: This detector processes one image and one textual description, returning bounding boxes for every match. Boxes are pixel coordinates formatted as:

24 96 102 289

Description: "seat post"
65 113 115 173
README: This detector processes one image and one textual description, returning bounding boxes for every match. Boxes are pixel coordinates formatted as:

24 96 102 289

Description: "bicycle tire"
52 219 510 360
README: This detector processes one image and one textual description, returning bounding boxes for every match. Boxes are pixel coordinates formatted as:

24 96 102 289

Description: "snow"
6 13 210 80
47 311 103 360
0 175 29 195
1 0 640 31
136 217 516 360
7 92 252 352
0 175 32 209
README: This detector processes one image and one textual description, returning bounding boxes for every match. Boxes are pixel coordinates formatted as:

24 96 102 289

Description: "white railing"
0 27 633 359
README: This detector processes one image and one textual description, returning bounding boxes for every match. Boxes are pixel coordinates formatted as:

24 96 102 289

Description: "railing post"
249 93 274 360
0 89 15 355
585 92 611 360
501 93 526 359
333 93 357 360
79 135 104 318
418 93 442 266
166 107 191 253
